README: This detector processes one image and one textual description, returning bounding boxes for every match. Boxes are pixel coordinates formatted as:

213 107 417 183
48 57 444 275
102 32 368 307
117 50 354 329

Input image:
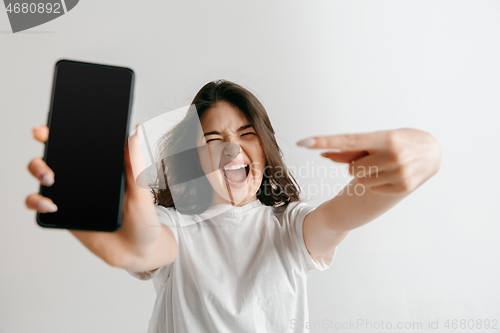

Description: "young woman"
26 80 442 332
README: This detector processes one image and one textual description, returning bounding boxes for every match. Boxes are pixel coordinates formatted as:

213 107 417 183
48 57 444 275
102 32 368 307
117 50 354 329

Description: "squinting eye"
206 138 221 143
241 132 255 137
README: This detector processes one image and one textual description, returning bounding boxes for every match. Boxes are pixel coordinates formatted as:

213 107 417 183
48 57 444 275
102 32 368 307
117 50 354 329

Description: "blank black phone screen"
37 60 134 231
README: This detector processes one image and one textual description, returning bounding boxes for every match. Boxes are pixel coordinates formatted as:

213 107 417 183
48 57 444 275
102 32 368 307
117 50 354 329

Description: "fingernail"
41 173 54 186
321 152 328 158
297 138 316 147
38 201 58 212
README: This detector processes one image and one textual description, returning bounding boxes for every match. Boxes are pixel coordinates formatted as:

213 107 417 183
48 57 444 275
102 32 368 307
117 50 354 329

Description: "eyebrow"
203 124 253 137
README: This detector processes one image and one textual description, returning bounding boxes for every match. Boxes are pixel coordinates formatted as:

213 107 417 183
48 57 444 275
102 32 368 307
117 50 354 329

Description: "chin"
207 171 259 205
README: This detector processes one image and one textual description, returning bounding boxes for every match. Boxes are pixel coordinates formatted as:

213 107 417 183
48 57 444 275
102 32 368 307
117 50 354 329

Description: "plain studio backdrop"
1 1 499 332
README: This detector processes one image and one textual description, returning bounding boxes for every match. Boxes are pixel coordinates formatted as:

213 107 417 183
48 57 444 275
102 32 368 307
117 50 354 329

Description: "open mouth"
222 164 250 184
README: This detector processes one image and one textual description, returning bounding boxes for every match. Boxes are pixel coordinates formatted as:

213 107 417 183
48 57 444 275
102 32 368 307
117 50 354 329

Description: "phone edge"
36 59 135 233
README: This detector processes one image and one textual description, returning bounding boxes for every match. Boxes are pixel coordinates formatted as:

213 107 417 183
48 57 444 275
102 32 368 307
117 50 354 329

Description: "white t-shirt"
128 199 337 333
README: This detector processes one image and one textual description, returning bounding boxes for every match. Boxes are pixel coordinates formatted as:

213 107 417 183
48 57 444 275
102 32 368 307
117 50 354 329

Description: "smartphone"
36 59 134 231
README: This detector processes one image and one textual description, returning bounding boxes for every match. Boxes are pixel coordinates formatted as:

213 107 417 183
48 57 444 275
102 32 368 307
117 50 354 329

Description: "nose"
223 142 241 159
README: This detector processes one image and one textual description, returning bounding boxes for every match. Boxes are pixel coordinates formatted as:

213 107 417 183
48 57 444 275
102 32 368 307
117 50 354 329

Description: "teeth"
223 164 247 171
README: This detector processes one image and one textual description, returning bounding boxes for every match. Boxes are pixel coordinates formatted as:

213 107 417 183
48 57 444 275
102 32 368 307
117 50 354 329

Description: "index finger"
297 130 388 151
32 125 49 143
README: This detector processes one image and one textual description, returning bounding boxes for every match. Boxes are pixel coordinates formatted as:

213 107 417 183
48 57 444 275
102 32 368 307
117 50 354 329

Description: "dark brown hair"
150 80 301 213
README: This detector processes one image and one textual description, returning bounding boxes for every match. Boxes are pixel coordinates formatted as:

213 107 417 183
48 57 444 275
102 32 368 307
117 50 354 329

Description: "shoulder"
271 200 318 223
155 204 178 218
154 204 184 228
271 200 316 215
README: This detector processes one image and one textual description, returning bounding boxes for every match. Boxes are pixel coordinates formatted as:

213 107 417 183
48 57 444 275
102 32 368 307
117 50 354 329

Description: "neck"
211 191 258 207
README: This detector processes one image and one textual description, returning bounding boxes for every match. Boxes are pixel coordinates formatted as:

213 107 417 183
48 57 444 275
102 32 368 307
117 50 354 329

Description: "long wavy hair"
150 80 301 214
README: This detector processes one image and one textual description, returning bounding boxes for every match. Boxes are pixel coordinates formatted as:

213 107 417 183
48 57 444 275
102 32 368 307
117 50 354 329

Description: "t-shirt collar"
190 199 265 223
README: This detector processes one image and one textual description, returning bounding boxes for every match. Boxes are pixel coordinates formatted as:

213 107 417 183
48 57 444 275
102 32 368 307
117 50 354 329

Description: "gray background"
1 1 499 332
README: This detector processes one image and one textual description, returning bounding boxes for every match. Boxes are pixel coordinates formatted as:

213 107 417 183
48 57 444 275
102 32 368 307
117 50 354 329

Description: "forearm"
68 229 142 268
316 177 411 233
70 210 162 268
122 225 178 272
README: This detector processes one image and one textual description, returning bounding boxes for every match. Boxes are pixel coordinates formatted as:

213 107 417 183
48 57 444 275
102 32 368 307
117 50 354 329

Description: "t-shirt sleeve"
283 201 337 273
126 204 179 281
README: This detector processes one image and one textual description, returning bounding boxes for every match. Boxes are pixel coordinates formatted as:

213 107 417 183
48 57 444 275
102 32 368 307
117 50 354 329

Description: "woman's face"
196 101 266 206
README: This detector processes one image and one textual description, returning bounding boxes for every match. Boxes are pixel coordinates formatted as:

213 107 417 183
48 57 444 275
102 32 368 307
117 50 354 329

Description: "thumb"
124 125 150 200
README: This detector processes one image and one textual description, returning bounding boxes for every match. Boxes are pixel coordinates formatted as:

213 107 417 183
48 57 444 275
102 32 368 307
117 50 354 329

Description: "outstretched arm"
296 128 442 258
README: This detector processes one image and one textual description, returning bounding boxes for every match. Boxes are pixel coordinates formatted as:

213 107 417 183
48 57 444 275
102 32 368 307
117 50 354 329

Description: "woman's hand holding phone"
27 126 57 212
26 125 178 272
